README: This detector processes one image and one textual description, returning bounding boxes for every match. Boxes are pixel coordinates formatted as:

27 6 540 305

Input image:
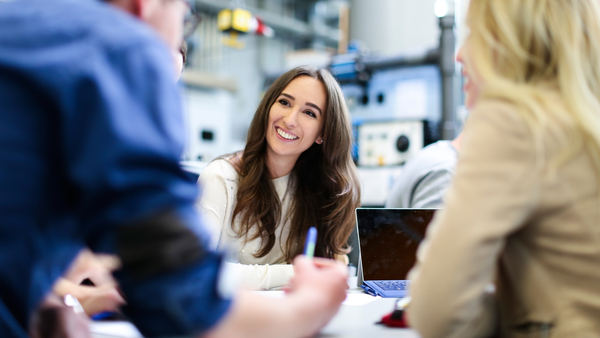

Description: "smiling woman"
196 66 361 290
265 76 326 178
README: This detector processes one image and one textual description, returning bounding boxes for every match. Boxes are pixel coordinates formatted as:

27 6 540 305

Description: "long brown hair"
232 66 361 261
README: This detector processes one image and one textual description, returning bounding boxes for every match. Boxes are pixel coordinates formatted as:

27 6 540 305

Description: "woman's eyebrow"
281 93 322 116
306 103 322 116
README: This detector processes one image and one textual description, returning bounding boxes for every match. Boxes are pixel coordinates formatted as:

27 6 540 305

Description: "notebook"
356 208 437 298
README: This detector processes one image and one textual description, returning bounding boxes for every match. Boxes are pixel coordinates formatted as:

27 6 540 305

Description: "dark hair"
179 40 187 65
232 66 361 261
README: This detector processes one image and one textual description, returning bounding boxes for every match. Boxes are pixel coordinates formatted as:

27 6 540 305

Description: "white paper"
254 291 380 307
342 293 381 306
89 321 143 338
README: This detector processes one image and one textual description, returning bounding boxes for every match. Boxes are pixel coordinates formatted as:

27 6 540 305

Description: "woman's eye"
278 99 290 106
304 110 317 118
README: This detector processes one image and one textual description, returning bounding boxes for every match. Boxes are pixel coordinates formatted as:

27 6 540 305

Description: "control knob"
396 135 410 152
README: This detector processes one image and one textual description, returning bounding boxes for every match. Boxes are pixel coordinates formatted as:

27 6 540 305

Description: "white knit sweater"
196 158 295 290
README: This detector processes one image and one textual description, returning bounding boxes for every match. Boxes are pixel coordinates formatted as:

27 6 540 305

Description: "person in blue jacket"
0 0 348 337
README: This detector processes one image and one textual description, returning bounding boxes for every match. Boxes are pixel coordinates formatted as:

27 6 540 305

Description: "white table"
91 282 419 338
319 288 419 338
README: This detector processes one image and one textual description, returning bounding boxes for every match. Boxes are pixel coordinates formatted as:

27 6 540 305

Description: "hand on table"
285 256 349 336
62 249 120 286
54 249 125 316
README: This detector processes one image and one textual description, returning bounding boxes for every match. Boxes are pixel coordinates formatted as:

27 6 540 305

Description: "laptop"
356 208 437 298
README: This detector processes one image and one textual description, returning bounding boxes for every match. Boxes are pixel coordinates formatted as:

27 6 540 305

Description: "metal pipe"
439 15 456 140
362 49 439 72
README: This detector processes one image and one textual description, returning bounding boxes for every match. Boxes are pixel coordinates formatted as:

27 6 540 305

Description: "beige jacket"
408 98 600 338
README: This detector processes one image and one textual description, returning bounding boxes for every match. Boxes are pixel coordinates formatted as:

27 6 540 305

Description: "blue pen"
91 311 117 321
303 227 317 259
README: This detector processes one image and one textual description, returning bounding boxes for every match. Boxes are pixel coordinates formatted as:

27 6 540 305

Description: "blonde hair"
466 0 600 176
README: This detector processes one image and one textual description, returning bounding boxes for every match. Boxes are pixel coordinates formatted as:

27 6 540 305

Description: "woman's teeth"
277 128 298 140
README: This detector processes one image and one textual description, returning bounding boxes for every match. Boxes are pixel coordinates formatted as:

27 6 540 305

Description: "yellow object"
222 32 245 49
217 8 252 33
232 8 252 33
217 9 232 31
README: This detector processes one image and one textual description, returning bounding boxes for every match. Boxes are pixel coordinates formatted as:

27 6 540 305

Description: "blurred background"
180 0 469 207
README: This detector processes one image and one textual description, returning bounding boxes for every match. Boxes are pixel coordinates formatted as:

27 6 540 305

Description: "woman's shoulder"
200 154 240 181
471 98 522 121
469 98 534 139
472 89 565 127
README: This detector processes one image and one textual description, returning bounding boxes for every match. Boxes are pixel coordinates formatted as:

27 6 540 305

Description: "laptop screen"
357 208 437 281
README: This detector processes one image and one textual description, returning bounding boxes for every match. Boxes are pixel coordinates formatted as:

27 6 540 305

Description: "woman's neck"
265 151 299 179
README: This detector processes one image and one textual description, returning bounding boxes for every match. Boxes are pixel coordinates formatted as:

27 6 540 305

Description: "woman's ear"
315 137 324 145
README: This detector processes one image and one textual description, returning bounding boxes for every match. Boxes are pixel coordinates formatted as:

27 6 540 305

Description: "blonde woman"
408 0 600 337
197 66 360 290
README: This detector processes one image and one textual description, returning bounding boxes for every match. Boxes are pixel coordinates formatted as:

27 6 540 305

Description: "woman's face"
456 35 483 109
265 76 326 164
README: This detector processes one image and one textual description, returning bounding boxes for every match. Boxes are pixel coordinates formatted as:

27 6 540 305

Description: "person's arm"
410 167 455 208
60 38 230 335
224 263 294 290
204 257 348 338
196 160 231 249
407 101 541 338
221 256 347 291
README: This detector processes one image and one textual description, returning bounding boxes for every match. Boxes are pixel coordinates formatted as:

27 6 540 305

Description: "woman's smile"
275 126 299 141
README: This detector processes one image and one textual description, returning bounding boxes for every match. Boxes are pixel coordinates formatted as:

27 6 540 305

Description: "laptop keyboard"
373 280 409 291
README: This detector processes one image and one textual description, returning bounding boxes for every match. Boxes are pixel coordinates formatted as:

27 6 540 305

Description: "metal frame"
193 0 342 46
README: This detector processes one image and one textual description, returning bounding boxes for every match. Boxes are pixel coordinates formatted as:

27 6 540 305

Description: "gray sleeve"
385 178 410 208
410 168 455 208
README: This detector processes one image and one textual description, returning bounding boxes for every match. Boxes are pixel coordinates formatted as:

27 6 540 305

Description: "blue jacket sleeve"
55 38 231 334
58 40 202 249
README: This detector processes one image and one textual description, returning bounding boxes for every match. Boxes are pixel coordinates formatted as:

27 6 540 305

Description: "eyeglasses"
180 0 202 39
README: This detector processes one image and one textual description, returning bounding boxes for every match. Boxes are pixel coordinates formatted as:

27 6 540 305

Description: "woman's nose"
282 109 298 128
456 45 464 64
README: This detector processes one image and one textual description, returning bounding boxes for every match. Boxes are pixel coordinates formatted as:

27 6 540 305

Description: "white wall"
455 0 470 47
182 87 243 162
349 0 440 55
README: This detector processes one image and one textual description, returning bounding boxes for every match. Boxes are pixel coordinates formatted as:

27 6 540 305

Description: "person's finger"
312 259 348 278
81 287 126 316
293 256 340 269
310 257 336 266
292 256 315 274
86 272 117 288
96 254 121 271
293 256 348 282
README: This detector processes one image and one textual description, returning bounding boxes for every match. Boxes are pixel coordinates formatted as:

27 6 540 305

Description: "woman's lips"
275 126 298 141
